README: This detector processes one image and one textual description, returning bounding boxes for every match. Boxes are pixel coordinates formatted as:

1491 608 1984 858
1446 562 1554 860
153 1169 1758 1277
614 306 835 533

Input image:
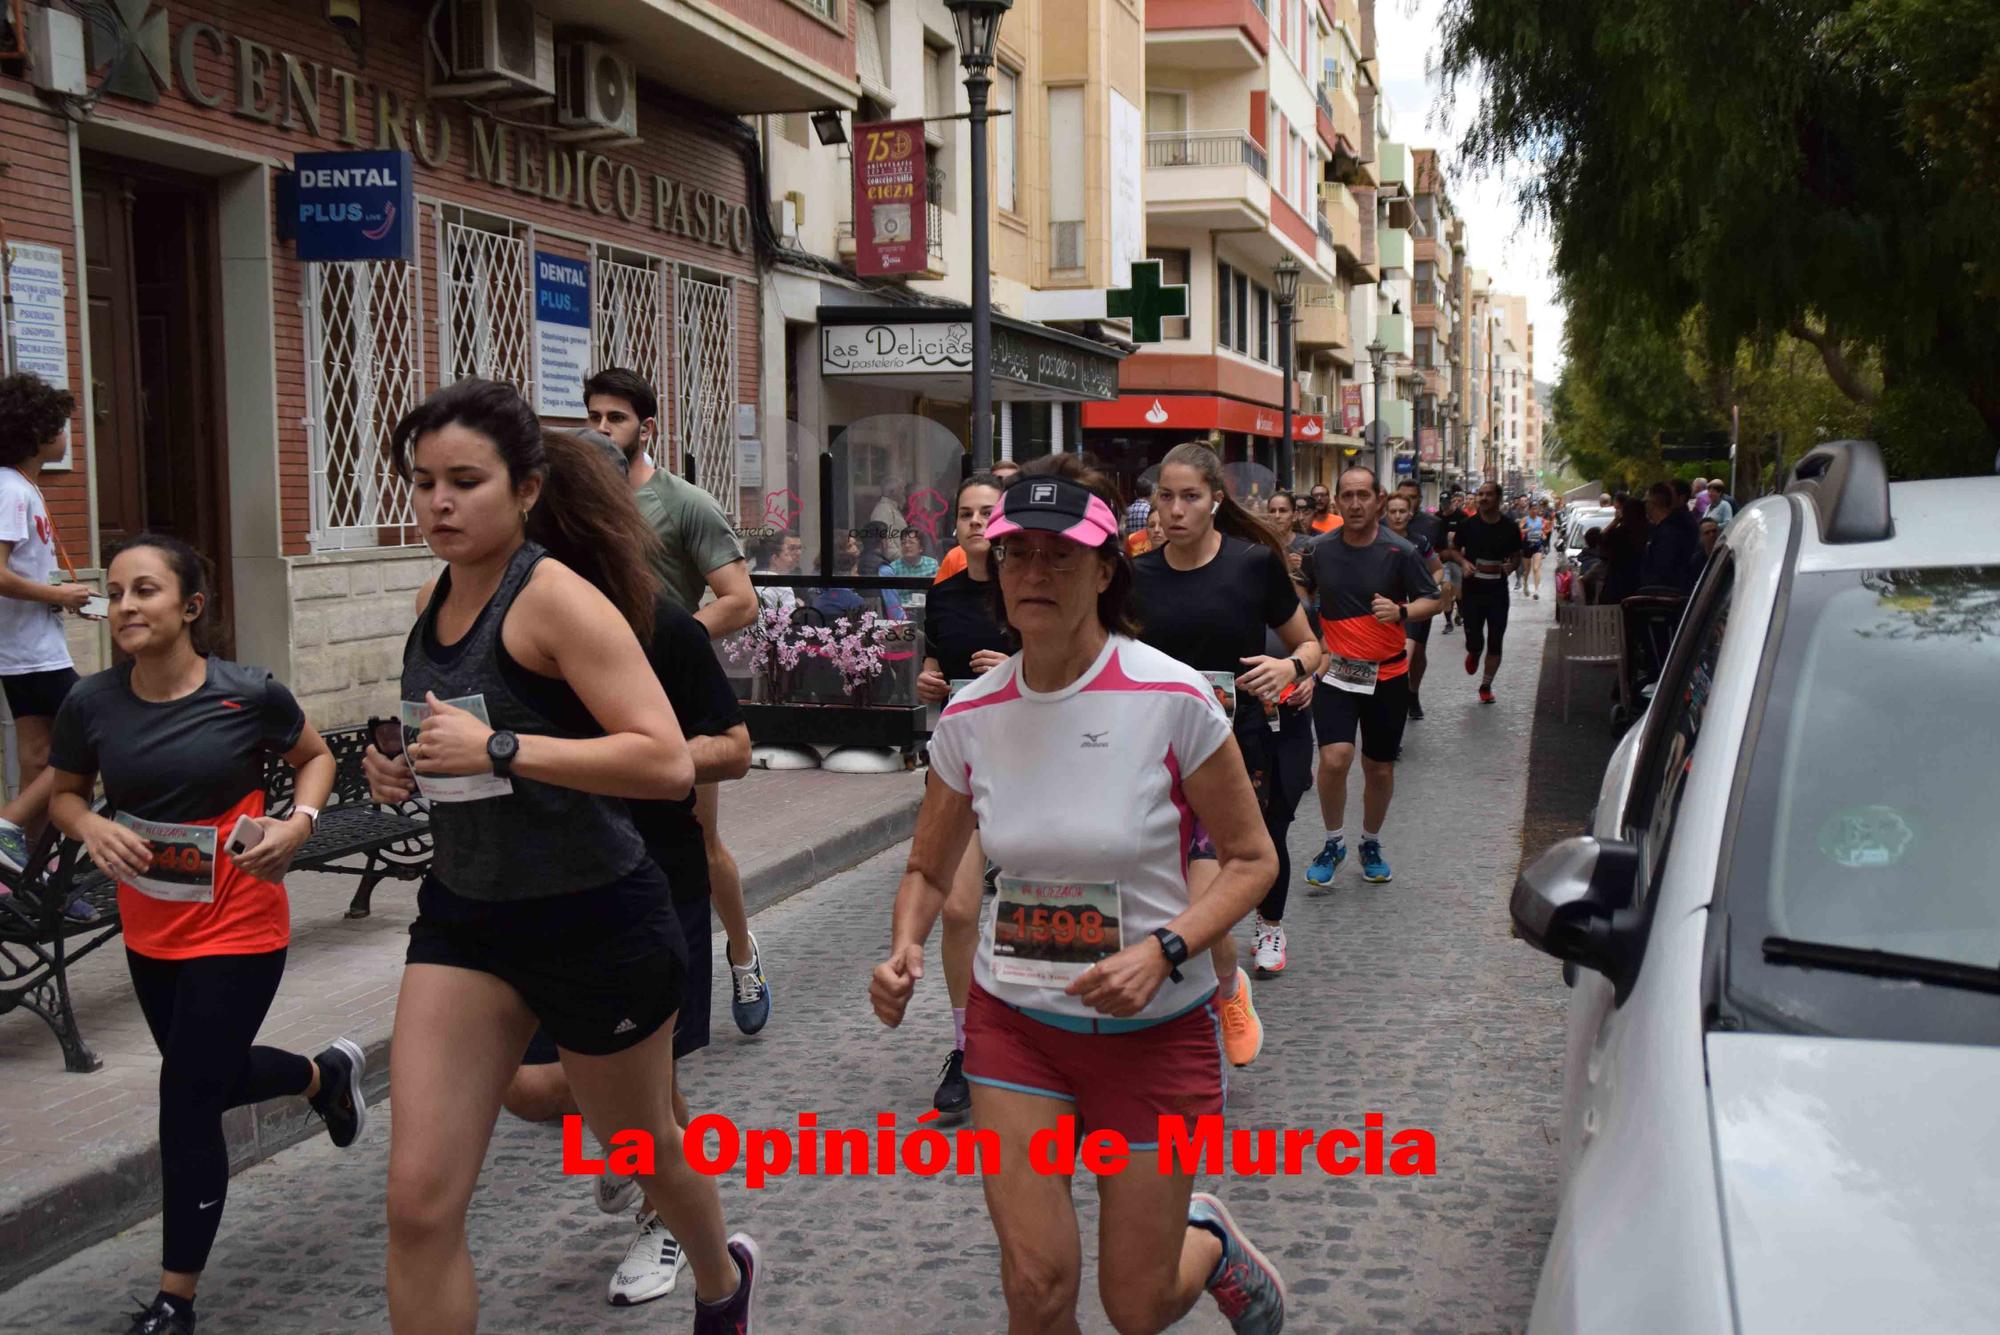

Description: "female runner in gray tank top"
361 379 759 1334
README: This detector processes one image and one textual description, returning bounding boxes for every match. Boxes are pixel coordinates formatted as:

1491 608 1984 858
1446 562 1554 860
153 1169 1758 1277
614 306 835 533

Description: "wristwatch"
1398 603 1408 624
1150 927 1188 983
292 804 321 833
1288 656 1306 682
487 730 520 779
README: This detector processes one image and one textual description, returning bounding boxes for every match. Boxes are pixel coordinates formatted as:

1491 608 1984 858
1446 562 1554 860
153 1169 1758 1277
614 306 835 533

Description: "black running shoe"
933 1048 971 1120
127 1296 195 1335
307 1037 368 1149
693 1234 761 1334
1407 694 1425 721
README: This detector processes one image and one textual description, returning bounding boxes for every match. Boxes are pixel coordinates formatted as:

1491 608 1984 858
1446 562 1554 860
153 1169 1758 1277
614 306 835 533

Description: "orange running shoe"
1217 967 1263 1067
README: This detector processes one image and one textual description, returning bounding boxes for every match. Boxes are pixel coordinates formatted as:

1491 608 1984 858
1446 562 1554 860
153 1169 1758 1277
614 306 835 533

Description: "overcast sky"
1372 0 1566 380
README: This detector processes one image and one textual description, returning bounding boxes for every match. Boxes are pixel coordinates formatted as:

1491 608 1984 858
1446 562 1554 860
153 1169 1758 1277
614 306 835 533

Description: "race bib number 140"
114 815 218 903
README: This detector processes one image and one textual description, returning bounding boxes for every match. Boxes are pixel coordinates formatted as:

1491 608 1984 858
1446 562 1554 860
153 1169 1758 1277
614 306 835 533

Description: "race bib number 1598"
989 877 1122 986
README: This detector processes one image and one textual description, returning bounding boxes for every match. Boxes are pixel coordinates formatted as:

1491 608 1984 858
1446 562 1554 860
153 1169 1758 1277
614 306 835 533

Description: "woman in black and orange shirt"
48 535 363 1335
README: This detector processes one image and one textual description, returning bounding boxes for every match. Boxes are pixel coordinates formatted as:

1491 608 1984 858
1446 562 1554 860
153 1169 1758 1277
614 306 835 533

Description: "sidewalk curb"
0 788 923 1294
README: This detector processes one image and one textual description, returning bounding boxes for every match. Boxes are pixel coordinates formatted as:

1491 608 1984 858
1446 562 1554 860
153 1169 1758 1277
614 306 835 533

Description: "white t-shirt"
0 467 72 676
928 634 1232 1022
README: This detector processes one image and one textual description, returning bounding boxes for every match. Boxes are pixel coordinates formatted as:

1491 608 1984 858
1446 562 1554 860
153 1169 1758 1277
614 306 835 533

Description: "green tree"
1441 0 2000 476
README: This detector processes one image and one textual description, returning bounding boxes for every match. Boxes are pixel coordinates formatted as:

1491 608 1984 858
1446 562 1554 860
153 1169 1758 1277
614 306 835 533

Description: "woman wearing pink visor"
871 454 1288 1334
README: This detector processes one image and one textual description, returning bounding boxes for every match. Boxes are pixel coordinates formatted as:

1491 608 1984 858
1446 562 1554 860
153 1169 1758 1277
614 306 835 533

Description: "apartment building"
1493 291 1532 490
1079 0 1346 494
1464 266 1492 485
0 0 854 726
1410 146 1463 498
759 0 1138 532
1363 112 1418 488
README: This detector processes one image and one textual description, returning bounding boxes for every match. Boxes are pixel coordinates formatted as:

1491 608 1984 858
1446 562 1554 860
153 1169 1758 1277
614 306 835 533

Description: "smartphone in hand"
225 814 265 858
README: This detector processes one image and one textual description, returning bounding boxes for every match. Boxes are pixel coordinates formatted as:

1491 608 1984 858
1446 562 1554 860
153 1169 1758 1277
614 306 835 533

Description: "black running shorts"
2 666 78 720
408 860 687 1057
519 891 710 1066
1311 674 1411 763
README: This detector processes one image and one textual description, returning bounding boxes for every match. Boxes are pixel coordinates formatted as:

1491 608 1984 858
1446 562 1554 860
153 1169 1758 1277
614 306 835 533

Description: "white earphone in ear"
1211 500 1220 515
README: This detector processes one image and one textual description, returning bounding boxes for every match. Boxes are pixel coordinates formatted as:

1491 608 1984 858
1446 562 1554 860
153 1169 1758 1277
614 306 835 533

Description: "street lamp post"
1271 257 1302 491
946 0 1013 472
1366 337 1387 478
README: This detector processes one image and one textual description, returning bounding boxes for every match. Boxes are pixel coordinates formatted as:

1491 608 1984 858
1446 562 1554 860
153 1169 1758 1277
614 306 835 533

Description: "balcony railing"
1147 130 1267 179
926 166 944 260
1412 281 1441 307
1317 85 1334 121
1316 211 1334 247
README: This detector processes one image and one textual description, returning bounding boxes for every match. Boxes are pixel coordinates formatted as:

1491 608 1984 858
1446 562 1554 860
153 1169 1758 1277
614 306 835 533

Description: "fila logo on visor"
1029 483 1058 505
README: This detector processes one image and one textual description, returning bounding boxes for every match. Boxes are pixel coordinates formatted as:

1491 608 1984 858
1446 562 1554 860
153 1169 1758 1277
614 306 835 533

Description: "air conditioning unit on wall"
427 0 555 99
554 39 638 140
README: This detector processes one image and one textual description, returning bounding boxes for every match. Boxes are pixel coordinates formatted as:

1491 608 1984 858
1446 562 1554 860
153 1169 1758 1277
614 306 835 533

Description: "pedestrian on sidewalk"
913 471 1010 1120
1391 480 1448 718
366 379 758 1334
1448 482 1525 705
585 369 772 1038
871 455 1288 1335
1133 442 1321 1037
0 372 98 879
1302 467 1444 889
46 534 365 1335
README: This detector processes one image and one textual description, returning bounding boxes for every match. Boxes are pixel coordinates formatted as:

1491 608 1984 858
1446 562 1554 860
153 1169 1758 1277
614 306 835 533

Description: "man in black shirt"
1641 480 1704 594
1449 482 1524 704
1437 489 1470 631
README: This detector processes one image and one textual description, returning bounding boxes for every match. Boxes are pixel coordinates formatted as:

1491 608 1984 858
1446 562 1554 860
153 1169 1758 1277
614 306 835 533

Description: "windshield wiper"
1762 937 2000 996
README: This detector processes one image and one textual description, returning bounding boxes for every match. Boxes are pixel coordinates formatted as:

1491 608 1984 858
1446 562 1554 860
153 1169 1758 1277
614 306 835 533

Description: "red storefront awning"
1082 396 1326 443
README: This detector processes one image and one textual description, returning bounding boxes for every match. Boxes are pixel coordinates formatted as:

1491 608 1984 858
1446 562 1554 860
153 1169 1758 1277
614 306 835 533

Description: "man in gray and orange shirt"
1299 466 1443 888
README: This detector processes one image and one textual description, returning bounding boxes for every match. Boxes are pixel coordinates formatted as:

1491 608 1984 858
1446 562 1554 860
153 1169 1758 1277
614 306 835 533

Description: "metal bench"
0 725 430 1072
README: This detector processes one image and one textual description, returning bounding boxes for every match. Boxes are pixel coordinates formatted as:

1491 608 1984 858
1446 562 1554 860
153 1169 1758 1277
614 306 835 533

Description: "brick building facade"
0 0 849 727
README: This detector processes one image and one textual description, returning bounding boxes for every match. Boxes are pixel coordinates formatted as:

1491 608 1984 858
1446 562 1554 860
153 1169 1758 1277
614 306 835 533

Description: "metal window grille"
594 253 669 419
676 267 737 514
440 214 533 395
305 258 425 549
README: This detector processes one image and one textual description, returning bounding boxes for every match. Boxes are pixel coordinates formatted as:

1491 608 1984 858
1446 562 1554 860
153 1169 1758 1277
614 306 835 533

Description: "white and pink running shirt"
929 634 1232 1022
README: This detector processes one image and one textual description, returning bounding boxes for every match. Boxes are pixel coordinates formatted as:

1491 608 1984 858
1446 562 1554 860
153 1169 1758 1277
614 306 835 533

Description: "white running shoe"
1252 917 1287 975
607 1209 687 1307
594 1164 641 1215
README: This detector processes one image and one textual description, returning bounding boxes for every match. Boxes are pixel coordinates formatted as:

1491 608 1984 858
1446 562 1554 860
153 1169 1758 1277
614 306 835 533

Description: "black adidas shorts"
408 860 688 1057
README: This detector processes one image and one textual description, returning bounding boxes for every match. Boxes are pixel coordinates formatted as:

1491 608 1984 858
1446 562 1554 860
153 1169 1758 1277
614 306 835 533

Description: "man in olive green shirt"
586 369 770 1044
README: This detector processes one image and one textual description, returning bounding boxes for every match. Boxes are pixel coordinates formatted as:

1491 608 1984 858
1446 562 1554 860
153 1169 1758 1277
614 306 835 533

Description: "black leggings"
1460 593 1511 663
126 948 312 1275
1243 716 1316 923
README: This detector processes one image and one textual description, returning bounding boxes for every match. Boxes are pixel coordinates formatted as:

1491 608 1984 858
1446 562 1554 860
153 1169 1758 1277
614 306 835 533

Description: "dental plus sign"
1106 260 1190 344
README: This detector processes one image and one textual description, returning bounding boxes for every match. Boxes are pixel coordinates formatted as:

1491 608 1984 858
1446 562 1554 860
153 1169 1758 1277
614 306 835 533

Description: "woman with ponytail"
361 378 760 1333
1130 443 1322 1068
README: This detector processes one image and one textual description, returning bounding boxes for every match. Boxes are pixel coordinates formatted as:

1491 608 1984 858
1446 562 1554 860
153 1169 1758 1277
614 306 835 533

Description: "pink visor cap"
985 477 1122 548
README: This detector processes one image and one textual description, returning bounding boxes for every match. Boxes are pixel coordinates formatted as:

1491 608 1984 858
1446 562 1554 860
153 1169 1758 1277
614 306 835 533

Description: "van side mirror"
1510 836 1647 1002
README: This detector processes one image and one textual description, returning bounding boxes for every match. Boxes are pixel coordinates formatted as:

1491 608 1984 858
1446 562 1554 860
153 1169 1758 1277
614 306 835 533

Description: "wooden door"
79 159 231 652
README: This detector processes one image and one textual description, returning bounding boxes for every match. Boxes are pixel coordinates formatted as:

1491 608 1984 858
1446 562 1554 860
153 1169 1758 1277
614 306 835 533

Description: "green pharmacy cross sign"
1107 260 1190 344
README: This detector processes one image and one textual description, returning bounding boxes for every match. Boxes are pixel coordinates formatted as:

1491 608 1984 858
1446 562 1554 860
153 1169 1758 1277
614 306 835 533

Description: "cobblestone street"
4 595 1572 1334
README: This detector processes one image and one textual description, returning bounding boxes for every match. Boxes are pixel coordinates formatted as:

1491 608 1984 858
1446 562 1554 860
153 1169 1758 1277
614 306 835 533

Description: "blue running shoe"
1359 838 1392 883
1190 1192 1286 1333
1303 837 1345 889
730 932 772 1035
0 818 28 876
